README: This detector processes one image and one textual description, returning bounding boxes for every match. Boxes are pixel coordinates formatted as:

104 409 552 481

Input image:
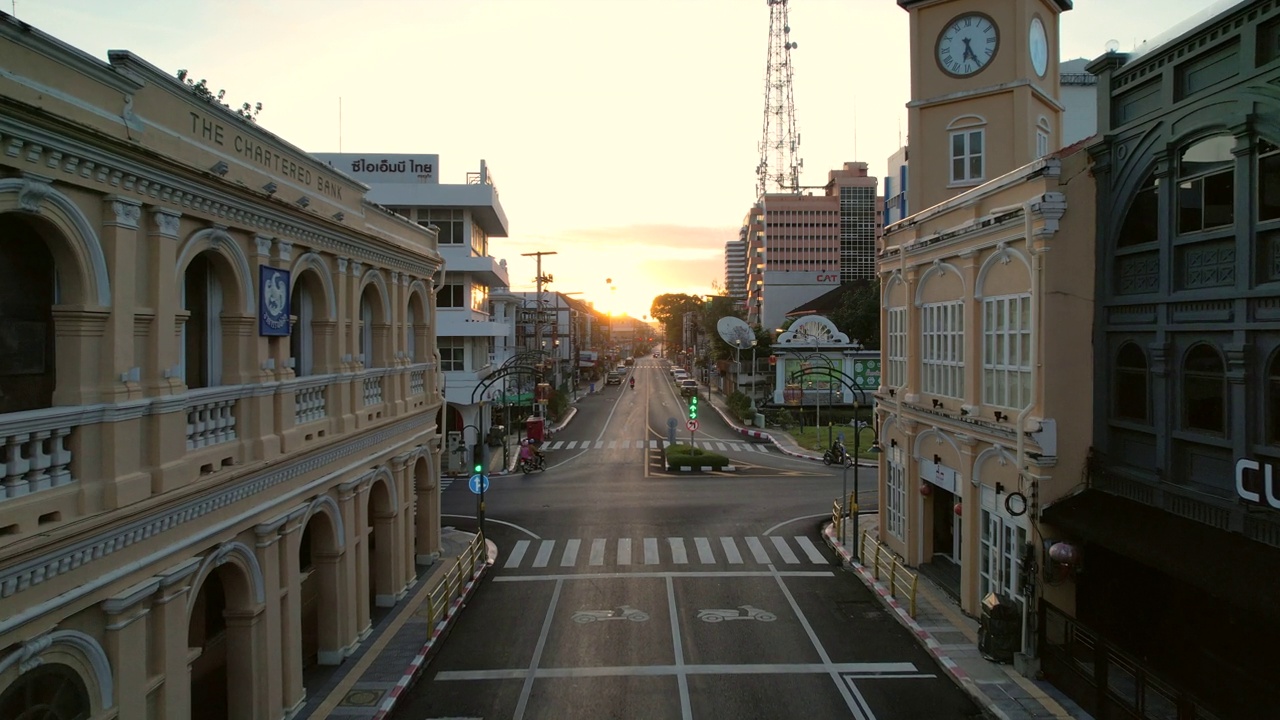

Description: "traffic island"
664 443 734 472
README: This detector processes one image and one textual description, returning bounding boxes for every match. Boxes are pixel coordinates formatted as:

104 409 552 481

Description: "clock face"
936 12 999 77
1029 17 1049 77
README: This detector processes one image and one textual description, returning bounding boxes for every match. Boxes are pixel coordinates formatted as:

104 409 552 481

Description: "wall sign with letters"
1236 458 1280 509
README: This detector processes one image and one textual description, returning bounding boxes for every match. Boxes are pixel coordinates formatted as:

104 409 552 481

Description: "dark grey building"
1042 2 1280 717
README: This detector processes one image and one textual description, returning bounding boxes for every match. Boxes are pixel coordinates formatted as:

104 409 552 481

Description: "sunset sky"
16 0 1228 318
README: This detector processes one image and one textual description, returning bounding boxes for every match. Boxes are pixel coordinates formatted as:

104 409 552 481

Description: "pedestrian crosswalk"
499 535 832 571
539 439 775 454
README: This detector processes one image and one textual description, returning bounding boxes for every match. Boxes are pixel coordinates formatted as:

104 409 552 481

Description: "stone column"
101 577 160 720
392 452 416 591
958 248 981 415
151 557 200 720
273 507 309 715
955 434 980 616
903 265 921 405
336 477 364 652
254 519 289 720
222 606 268 720
334 258 355 433
100 195 141 403
415 447 442 564
146 209 189 494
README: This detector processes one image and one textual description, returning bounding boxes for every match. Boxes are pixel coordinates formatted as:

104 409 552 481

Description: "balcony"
1 407 77 502
291 375 331 425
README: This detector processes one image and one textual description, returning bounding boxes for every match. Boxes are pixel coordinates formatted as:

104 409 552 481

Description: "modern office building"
312 153 511 475
878 0 1090 678
724 235 748 302
1039 3 1280 715
0 17 446 720
883 145 910 227
830 162 884 283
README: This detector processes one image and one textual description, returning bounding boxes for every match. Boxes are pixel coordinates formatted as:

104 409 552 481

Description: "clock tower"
898 0 1071 214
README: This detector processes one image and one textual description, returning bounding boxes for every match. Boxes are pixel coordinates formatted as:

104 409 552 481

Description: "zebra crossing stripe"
721 537 743 564
669 537 688 564
532 540 555 568
617 538 632 565
694 537 715 564
649 440 658 449
505 540 531 568
589 539 606 566
715 442 728 452
795 536 827 564
770 536 800 564
745 537 770 564
608 440 617 449
644 538 658 564
547 441 564 450
564 440 577 450
561 539 581 567
595 441 604 449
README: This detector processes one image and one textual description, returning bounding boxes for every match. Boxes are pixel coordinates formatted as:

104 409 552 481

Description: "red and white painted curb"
371 559 491 720
822 524 1004 719
673 465 737 472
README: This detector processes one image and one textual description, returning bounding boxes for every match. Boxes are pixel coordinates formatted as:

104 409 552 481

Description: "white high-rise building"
724 235 747 300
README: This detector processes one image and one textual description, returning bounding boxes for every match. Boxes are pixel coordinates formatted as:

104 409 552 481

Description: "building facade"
0 19 446 720
830 162 884 283
1040 3 1280 715
724 235 748 302
312 154 511 475
884 145 910 227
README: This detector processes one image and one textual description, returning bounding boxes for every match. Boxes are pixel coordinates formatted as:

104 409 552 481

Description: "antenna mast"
756 0 802 197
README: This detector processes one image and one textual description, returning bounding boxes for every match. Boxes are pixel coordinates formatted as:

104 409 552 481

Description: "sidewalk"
824 515 1092 720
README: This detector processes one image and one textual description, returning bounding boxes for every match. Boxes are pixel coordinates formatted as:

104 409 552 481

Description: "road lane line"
443 515 541 539
720 537 743 564
505 540 530 568
763 514 836 536
694 537 715 564
532 540 555 568
644 538 659 564
589 539 606 565
770 536 801 564
560 539 581 567
436 662 919 681
666 576 693 720
493 570 834 582
669 537 688 564
513 578 563 720
617 538 632 565
745 536 771 564
795 536 828 564
771 572 870 719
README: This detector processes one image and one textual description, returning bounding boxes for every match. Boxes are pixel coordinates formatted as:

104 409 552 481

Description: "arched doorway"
367 477 397 610
413 454 440 561
299 502 344 668
0 663 90 720
0 214 56 414
290 271 326 378
187 548 261 720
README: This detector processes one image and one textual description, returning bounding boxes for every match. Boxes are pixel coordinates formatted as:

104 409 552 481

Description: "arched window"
0 215 56 413
1269 350 1280 445
0 663 91 720
1183 343 1226 434
947 115 986 184
406 304 417 363
1259 139 1280 222
1114 342 1149 422
360 294 374 367
290 275 316 377
182 253 223 389
1118 171 1159 247
1178 134 1235 234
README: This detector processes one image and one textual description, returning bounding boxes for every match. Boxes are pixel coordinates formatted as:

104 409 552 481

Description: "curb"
371 551 493 720
672 465 737 473
821 523 1007 720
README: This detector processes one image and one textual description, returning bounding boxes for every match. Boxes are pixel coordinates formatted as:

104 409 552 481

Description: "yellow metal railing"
858 530 919 618
423 531 487 629
832 493 858 542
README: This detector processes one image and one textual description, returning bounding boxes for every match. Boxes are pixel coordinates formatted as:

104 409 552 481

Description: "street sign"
468 474 490 495
686 419 699 432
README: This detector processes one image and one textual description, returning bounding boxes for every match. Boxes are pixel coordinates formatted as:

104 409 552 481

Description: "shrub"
548 389 569 420
665 443 730 470
726 391 752 422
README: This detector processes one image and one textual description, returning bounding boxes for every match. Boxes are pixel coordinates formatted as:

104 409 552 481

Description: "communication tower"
756 0 803 197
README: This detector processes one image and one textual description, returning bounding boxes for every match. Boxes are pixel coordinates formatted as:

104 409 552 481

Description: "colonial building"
0 17 445 720
1040 2 1280 715
876 0 1090 668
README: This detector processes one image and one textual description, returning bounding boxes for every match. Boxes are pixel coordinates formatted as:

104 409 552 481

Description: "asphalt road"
395 359 980 720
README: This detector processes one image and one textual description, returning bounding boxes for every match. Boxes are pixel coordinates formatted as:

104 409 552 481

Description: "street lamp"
843 402 881 558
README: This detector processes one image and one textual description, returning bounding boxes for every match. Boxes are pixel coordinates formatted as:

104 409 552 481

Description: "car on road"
606 371 623 385
623 357 634 366
653 351 661 358
679 379 698 398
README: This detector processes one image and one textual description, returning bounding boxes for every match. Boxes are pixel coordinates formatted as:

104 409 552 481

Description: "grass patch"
665 443 730 470
787 425 879 454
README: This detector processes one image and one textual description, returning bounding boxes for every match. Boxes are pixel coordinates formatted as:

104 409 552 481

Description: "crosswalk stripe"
617 538 632 565
532 540 555 568
745 537 771 564
649 440 658 449
564 440 577 450
795 536 827 564
770 536 800 564
644 538 658 564
561 539 581 567
547 441 564 451
505 540 530 568
715 442 728 452
608 440 617 449
721 537 743 564
669 537 688 564
694 537 715 564
589 539 606 566
595 441 604 449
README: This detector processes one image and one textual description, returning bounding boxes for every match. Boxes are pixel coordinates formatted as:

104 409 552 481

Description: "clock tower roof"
898 0 1072 10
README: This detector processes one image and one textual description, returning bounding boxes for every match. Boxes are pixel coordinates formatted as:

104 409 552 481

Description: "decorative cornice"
149 207 181 237
104 194 141 229
101 576 161 615
254 234 273 258
17 173 53 212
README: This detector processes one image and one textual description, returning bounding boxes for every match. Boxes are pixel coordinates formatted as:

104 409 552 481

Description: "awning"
1041 490 1280 618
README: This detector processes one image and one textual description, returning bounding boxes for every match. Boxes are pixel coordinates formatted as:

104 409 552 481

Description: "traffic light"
688 395 698 420
473 444 484 475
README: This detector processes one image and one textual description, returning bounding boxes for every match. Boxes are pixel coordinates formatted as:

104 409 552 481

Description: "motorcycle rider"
829 439 847 463
628 377 635 390
518 439 545 469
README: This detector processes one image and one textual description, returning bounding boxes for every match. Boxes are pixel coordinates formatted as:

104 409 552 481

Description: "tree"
649 293 703 347
829 280 881 350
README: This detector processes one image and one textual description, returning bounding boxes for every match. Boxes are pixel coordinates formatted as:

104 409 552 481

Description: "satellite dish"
1105 39 1120 53
716 316 755 348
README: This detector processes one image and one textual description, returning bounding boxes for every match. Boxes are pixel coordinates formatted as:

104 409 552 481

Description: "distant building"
883 145 909 227
1058 57 1098 148
724 235 747 301
829 162 883 283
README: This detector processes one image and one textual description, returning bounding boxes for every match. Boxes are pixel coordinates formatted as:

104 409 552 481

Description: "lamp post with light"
844 403 881 556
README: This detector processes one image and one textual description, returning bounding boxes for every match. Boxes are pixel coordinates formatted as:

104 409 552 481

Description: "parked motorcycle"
519 454 547 474
696 605 777 623
571 605 650 623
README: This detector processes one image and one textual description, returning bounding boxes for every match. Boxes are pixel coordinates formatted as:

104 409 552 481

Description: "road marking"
563 440 578 450
512 578 563 720
796 536 828 564
608 440 617 449
589 539 606 566
770 536 800 564
721 537 743 564
437 662 919 681
772 568 869 719
505 540 531 568
547 441 564 450
649 440 658 448
745 537 771 564
667 575 693 720
694 537 715 564
443 515 541 540
560 539 581 567
763 514 837 537
715 442 728 452
532 540 555 568
669 537 688 564
617 538 631 565
644 537 659 565
595 440 604 449
494 570 836 582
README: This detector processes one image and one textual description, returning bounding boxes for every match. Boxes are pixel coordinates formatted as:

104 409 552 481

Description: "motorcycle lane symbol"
696 605 777 623
571 605 650 624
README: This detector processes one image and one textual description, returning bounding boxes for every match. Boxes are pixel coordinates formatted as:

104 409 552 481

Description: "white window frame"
982 294 1032 410
439 337 464 372
979 487 1029 610
950 128 985 184
920 301 964 399
1036 131 1049 159
886 306 906 388
886 445 906 540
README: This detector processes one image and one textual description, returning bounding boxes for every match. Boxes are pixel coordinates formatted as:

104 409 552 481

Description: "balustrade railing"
363 375 384 406
1 413 75 501
294 383 327 425
185 392 239 450
410 369 425 396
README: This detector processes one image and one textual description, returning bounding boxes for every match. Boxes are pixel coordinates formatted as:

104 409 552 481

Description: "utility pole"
522 251 557 356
